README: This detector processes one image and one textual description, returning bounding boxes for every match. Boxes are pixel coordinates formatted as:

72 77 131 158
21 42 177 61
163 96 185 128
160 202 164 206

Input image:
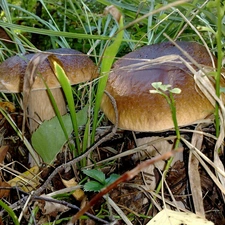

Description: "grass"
0 0 224 224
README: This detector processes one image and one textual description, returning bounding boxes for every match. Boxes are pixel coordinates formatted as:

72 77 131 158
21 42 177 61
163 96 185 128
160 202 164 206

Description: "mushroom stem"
28 88 67 132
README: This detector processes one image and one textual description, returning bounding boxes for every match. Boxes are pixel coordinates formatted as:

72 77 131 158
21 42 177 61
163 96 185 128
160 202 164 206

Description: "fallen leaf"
0 102 15 112
0 146 9 163
8 166 40 192
62 178 85 201
31 106 88 164
38 195 69 217
104 5 121 23
147 208 214 225
0 181 10 198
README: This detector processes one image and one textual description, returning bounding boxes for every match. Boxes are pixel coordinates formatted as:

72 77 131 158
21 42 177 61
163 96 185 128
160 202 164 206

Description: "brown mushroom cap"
101 41 224 132
0 48 98 93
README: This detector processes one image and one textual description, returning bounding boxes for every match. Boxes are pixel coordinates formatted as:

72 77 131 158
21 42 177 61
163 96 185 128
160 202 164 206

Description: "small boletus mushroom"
0 48 98 132
101 41 224 132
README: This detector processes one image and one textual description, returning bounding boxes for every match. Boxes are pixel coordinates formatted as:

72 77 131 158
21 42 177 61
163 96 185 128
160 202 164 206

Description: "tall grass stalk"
91 13 124 143
149 82 181 210
214 0 223 139
48 56 80 155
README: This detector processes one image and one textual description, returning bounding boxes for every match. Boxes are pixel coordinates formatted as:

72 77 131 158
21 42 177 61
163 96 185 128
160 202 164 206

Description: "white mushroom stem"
28 88 67 132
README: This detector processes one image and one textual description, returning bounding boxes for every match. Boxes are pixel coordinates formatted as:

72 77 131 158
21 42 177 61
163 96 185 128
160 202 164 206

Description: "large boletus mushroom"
101 41 224 132
0 48 98 132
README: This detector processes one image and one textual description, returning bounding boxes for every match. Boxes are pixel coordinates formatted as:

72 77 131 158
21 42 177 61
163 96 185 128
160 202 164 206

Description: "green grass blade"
0 200 19 225
42 80 75 154
0 20 109 41
48 55 81 155
91 12 124 143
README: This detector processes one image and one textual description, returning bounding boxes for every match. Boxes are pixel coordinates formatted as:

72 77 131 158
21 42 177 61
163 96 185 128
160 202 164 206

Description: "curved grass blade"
0 200 20 225
91 7 124 143
48 55 81 155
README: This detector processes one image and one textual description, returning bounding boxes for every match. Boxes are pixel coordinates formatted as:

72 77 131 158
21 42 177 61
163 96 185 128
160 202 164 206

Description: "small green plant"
82 169 120 192
150 81 181 144
149 82 181 207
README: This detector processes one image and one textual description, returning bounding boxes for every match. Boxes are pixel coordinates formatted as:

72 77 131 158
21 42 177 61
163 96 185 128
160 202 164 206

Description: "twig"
70 148 183 223
34 90 118 196
2 90 118 223
33 195 110 224
0 187 109 224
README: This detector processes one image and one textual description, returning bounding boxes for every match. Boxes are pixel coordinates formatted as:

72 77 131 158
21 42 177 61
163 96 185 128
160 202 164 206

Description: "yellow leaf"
147 209 214 225
8 166 40 192
62 178 85 201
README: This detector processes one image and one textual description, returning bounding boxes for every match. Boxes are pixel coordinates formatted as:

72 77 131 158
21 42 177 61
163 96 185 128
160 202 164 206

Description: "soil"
0 110 225 225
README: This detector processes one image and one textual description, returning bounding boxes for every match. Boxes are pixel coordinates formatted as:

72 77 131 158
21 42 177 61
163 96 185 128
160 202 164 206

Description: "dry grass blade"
103 196 132 225
194 70 225 192
84 136 178 169
22 52 50 135
162 38 225 199
188 125 204 216
119 54 185 71
182 137 225 194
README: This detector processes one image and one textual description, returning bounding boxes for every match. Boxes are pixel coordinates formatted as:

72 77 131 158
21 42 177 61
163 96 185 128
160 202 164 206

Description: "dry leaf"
0 146 9 163
134 136 181 190
8 166 40 192
0 181 11 198
44 199 69 217
62 178 85 201
0 102 15 112
38 195 69 217
147 209 214 225
0 27 12 42
104 5 121 23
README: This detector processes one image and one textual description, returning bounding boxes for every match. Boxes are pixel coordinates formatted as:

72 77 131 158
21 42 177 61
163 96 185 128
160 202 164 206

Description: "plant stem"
215 0 223 138
149 90 180 211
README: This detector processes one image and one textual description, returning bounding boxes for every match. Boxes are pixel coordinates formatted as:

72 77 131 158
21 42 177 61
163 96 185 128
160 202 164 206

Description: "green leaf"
170 88 181 94
159 84 172 92
105 173 120 186
31 106 88 164
151 82 162 89
83 181 104 192
149 90 161 94
82 169 105 184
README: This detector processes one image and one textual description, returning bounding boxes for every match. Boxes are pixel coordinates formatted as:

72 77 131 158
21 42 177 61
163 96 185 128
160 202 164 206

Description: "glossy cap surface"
101 41 223 132
0 48 98 93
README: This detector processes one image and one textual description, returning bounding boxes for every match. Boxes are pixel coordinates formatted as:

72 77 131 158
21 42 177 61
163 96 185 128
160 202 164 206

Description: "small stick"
34 90 118 196
69 147 183 223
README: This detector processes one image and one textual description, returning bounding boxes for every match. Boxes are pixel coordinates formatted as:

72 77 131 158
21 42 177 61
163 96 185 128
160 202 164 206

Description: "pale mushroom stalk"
28 89 66 131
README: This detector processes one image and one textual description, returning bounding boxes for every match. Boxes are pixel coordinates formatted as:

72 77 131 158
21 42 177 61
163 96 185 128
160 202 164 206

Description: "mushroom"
101 41 224 132
0 48 98 132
